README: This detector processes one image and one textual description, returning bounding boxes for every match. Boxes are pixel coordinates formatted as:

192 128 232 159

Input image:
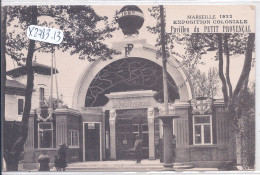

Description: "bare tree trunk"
231 33 255 108
217 33 229 107
224 33 233 100
1 5 7 171
20 5 37 144
4 6 38 171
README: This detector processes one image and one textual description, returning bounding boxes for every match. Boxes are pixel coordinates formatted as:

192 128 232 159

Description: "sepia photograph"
1 3 256 173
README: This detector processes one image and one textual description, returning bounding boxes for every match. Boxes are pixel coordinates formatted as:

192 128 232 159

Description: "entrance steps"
66 160 194 171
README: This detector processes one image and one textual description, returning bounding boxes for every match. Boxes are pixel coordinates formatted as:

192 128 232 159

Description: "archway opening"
85 57 180 107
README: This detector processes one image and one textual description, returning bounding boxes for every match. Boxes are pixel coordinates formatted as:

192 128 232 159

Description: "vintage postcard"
1 2 256 173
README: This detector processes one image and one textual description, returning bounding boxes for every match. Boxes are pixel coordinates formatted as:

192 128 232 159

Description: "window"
40 88 45 102
38 122 53 148
69 130 79 147
193 115 212 145
18 99 24 115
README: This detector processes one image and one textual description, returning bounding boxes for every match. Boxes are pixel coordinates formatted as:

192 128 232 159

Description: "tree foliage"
236 82 255 169
6 6 118 63
2 5 117 171
148 6 255 110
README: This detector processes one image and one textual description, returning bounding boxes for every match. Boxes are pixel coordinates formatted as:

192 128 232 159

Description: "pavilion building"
4 5 236 169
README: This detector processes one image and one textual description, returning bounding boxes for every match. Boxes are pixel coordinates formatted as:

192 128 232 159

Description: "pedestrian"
134 135 142 164
57 143 67 171
38 151 50 171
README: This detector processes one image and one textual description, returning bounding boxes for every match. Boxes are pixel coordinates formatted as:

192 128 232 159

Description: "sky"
5 5 255 107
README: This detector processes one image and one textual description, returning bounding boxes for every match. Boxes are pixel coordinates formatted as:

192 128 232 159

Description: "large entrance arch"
72 43 195 161
72 46 194 110
85 57 180 107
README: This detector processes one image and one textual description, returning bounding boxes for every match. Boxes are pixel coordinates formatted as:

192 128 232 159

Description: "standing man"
57 143 67 171
134 135 142 164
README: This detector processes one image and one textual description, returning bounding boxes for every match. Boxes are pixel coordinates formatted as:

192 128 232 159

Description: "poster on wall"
1 0 258 174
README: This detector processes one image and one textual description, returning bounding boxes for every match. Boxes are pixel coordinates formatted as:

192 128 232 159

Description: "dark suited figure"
38 151 50 171
58 143 67 171
134 135 142 164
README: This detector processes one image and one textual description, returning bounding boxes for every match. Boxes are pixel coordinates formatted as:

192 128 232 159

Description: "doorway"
115 109 149 160
84 123 101 161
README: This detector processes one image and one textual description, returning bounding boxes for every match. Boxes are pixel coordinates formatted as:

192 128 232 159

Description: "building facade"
4 5 236 169
5 38 235 169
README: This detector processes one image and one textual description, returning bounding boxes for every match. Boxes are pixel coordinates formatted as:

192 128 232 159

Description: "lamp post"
155 5 180 169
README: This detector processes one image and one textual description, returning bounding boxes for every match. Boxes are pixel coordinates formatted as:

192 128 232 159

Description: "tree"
147 6 255 169
177 33 255 168
2 6 37 171
2 5 117 171
1 6 8 170
173 32 255 122
236 82 255 169
172 32 254 111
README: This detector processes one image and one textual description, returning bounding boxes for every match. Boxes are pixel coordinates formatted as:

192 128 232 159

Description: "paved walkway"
65 160 218 172
19 160 219 172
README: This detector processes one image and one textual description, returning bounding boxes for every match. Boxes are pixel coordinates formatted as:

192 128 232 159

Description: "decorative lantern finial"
117 5 144 36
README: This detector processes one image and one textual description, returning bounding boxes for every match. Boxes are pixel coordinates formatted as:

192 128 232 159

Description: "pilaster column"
162 118 173 168
156 114 180 169
56 115 67 147
147 108 155 160
109 110 117 160
101 111 106 161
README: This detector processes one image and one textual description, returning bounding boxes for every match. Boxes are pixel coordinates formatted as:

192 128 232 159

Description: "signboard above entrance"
103 90 162 110
88 123 95 129
112 100 151 109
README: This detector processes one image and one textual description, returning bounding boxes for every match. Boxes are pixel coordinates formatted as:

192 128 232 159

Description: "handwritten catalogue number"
27 25 63 44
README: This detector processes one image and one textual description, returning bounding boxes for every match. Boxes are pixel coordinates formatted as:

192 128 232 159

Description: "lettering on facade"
118 11 144 18
125 44 134 57
112 100 151 109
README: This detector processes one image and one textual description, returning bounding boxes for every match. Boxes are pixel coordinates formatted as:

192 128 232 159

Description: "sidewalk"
21 160 220 172
65 160 218 172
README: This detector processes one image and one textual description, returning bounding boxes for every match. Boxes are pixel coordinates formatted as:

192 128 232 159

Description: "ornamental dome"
117 5 144 35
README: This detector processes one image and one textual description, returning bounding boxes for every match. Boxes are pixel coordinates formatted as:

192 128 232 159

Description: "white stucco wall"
5 73 52 121
13 74 51 109
5 94 25 121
